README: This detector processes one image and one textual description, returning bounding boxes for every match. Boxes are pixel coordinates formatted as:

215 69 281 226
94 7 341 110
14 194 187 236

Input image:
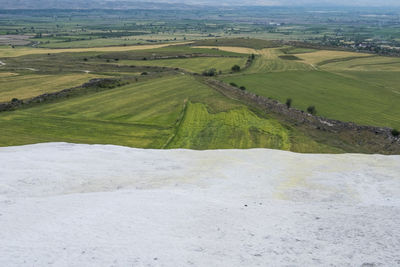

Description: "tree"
307 105 317 115
239 86 246 91
286 98 292 108
231 65 241 72
392 129 400 137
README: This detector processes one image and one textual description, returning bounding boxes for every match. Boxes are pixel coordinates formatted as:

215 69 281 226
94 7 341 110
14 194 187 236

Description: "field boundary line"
161 99 188 149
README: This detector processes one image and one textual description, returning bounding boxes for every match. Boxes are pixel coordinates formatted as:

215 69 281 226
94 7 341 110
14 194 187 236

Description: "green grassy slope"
223 70 400 129
0 74 335 152
319 55 400 71
168 102 290 150
222 47 400 129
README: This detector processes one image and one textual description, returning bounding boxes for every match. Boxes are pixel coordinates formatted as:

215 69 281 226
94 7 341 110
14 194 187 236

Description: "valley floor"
0 143 399 266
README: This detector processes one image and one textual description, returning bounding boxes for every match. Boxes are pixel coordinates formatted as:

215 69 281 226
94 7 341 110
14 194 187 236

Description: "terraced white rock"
0 143 399 266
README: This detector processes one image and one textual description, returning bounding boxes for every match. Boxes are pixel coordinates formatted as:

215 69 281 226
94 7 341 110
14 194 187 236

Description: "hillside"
0 143 399 266
1 40 400 153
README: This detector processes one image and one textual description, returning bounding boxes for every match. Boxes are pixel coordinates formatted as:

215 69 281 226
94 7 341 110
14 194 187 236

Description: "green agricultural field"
0 74 334 152
119 57 247 73
168 102 291 150
221 46 400 130
0 73 103 102
294 50 372 67
318 55 400 71
223 70 400 129
193 38 281 49
245 48 313 73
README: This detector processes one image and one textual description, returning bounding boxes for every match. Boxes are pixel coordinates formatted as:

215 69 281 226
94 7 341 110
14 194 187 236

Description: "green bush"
229 82 238 87
307 105 317 115
202 68 217 77
231 65 241 72
286 98 292 108
240 86 246 91
392 129 400 137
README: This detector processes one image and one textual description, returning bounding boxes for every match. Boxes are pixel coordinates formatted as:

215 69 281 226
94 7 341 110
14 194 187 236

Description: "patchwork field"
0 40 399 153
222 46 400 129
0 42 189 57
0 74 333 151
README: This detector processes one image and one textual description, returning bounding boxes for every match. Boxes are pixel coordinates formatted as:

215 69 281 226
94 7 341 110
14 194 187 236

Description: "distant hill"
0 0 399 10
0 0 193 10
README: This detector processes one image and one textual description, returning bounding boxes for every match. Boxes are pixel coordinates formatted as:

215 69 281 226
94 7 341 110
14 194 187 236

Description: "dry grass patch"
0 42 191 58
192 46 258 55
295 50 371 66
0 73 104 102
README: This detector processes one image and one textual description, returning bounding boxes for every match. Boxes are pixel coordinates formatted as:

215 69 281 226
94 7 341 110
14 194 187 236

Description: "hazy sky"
1 0 400 8
158 0 400 6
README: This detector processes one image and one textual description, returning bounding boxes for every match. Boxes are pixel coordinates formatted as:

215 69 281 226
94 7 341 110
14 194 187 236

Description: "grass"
168 102 291 150
245 48 313 73
319 55 400 71
294 50 372 67
192 46 258 55
0 39 398 153
193 38 281 49
223 70 400 129
118 57 247 73
281 47 317 54
0 74 333 152
0 73 103 102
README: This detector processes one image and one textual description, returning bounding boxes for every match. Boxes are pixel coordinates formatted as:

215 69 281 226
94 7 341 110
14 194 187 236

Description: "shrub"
231 65 241 72
307 105 317 115
202 68 217 77
392 129 400 137
229 82 238 87
83 58 88 61
251 54 255 60
11 98 19 103
239 86 246 91
141 72 148 75
286 98 292 108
